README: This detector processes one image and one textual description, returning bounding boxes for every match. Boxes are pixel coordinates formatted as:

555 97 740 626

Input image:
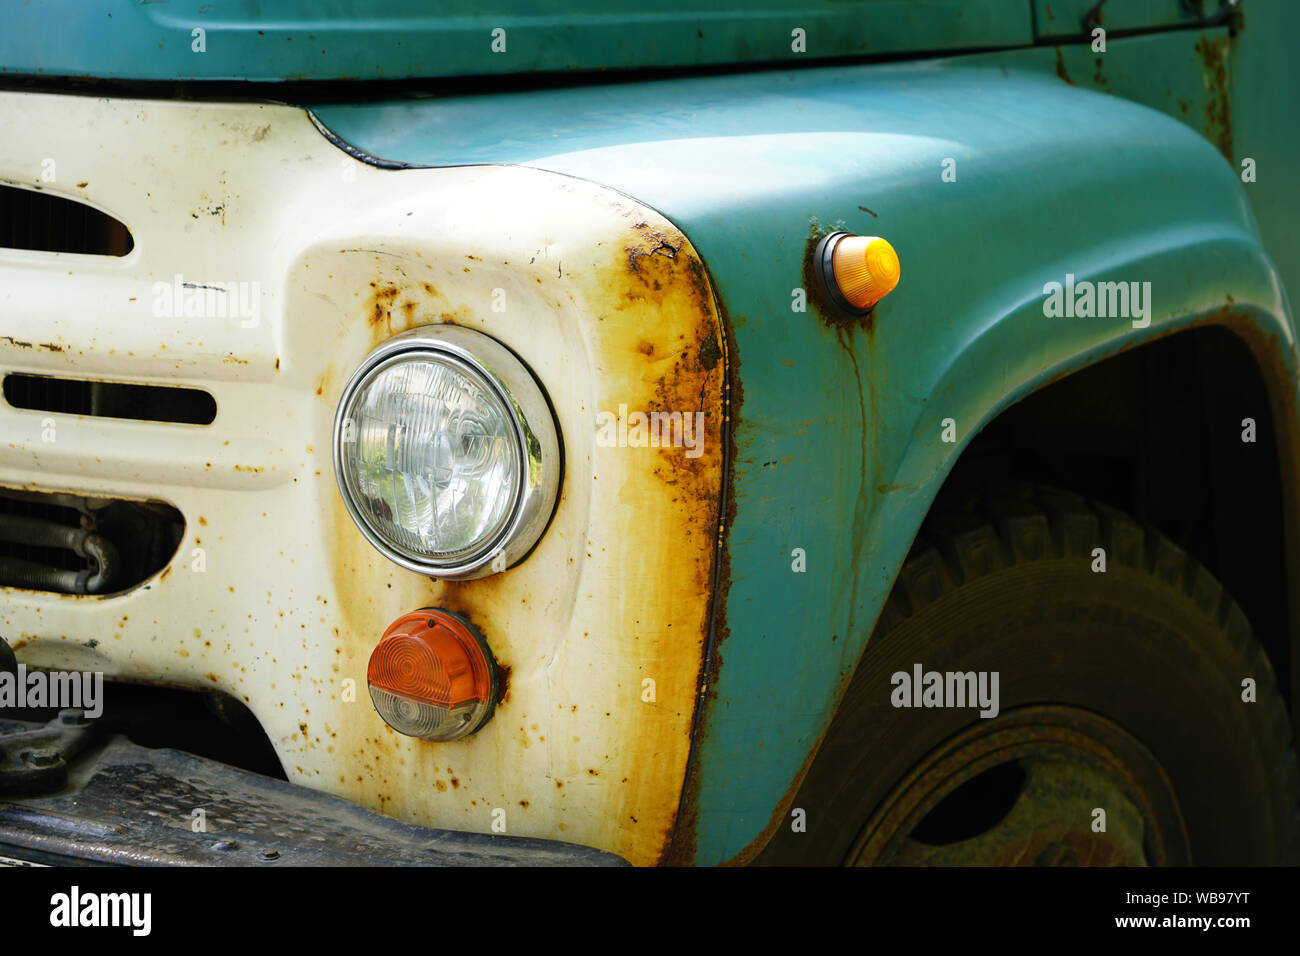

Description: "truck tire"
761 484 1299 865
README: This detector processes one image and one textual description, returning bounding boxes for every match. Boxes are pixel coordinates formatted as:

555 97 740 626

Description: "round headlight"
333 325 560 579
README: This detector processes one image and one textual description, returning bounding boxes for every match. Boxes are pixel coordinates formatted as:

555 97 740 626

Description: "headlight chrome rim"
332 324 561 580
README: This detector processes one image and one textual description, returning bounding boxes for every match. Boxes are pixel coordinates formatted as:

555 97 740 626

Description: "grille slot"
0 490 184 596
0 183 133 256
3 374 216 425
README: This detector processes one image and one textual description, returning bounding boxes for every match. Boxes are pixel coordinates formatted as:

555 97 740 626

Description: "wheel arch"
744 287 1300 863
717 235 1300 865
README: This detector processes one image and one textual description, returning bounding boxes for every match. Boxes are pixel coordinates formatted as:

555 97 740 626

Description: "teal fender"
311 24 1298 864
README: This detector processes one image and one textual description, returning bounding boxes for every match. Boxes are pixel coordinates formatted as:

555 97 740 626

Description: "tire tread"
877 483 1299 862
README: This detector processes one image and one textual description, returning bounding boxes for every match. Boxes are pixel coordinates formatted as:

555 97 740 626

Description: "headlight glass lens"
340 354 521 565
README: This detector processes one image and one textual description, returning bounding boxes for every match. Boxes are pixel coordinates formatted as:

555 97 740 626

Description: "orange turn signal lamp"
367 608 498 742
815 232 900 315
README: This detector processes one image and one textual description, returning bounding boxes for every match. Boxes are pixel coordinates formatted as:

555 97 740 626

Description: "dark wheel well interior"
934 324 1289 706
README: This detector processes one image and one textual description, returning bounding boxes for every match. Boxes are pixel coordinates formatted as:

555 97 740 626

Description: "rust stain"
1092 56 1106 88
312 278 456 404
1083 0 1106 30
661 262 741 866
598 219 722 857
1054 47 1074 86
494 661 511 705
802 224 875 334
366 283 400 338
362 280 458 351
622 250 727 591
1195 34 1233 163
582 218 726 858
321 204 726 865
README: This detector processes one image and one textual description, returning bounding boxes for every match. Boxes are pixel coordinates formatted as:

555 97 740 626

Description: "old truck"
0 0 1295 866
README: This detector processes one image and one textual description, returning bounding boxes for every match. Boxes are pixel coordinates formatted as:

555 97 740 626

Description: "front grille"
0 489 184 596
0 183 132 257
0 496 84 578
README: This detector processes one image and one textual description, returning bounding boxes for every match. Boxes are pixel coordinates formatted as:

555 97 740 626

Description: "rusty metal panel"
0 91 726 866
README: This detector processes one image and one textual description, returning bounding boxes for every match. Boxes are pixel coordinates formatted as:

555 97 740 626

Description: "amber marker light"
815 232 901 315
367 608 498 742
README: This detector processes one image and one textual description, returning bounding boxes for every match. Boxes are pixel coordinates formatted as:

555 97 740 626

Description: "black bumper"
0 715 627 866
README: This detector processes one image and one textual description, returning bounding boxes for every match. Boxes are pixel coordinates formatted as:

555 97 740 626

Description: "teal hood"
0 0 1031 82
